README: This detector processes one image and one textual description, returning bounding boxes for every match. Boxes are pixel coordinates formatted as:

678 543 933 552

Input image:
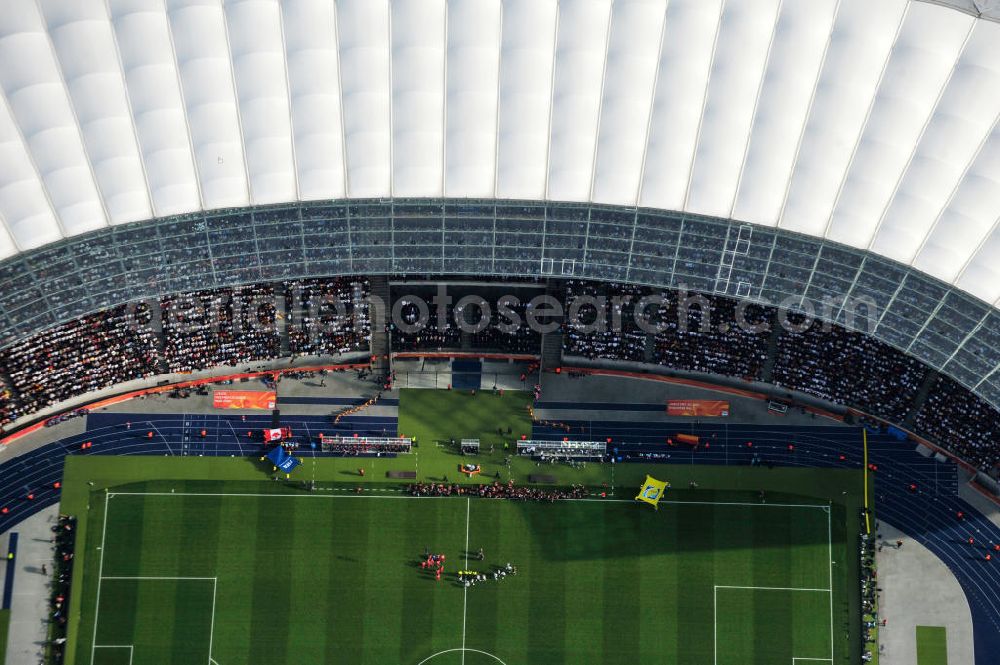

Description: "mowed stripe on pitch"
86 491 835 665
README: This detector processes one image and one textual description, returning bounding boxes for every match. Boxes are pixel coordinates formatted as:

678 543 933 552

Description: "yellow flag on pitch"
635 475 670 509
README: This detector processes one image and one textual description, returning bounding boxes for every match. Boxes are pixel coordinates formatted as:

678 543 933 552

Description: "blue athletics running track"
0 411 396 536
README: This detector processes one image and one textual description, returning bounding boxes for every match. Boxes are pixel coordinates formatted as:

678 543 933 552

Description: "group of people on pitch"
407 480 588 502
458 562 517 588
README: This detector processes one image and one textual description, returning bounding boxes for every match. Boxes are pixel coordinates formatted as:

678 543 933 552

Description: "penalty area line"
208 576 218 665
101 576 216 581
94 645 133 665
714 585 833 665
715 585 831 592
94 577 218 665
89 491 110 665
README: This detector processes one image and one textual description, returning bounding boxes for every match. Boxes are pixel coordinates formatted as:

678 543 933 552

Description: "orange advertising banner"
667 400 730 417
213 390 276 410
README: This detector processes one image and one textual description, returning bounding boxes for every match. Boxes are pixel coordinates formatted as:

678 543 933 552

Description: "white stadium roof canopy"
0 0 997 307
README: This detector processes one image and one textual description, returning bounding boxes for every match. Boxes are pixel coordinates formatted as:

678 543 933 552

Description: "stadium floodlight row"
0 200 996 411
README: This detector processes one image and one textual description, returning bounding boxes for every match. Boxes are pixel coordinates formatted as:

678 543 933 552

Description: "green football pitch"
75 484 838 665
62 389 862 664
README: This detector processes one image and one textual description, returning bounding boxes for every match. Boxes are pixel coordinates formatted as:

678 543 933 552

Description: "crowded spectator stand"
914 376 1000 473
390 300 461 351
3 303 161 418
772 312 927 424
0 276 997 479
0 277 373 432
563 280 649 362
285 277 372 357
559 281 1000 475
162 284 281 372
0 376 21 426
652 294 771 380
466 298 541 353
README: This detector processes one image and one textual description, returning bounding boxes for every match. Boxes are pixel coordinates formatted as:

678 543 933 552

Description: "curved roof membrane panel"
0 0 994 308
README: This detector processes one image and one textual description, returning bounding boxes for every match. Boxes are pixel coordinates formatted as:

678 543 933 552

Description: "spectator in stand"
390 300 461 351
467 298 541 354
0 278 374 426
0 276 997 480
771 313 926 423
391 296 543 354
285 277 371 356
3 304 160 416
0 376 21 427
914 376 1000 472
557 282 1000 474
651 293 771 379
563 280 648 362
161 285 281 372
562 282 771 378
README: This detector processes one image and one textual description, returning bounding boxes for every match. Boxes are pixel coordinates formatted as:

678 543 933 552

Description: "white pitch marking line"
96 491 839 663
94 645 133 665
110 492 448 500
101 576 216 581
150 422 172 455
226 419 243 456
461 497 470 665
208 577 218 665
714 586 831 592
714 586 834 665
534 498 831 509
90 490 110 665
107 491 831 511
96 577 218 663
416 648 507 665
827 505 834 661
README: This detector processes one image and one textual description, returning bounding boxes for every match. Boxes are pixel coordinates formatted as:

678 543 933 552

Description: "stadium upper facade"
0 0 998 409
0 0 997 300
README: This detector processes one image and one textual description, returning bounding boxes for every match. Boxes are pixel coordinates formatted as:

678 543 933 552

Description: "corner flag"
635 475 670 509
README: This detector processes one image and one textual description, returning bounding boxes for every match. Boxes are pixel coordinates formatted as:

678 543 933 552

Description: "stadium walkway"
1 505 58 665
877 521 974 665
